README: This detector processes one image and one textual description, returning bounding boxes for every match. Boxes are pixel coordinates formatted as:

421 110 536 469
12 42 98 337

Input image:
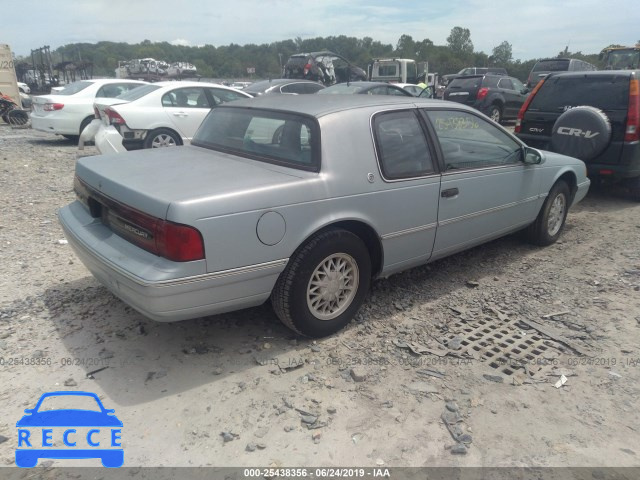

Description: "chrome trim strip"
381 222 438 240
441 163 525 176
151 259 289 288
439 195 540 226
62 220 289 288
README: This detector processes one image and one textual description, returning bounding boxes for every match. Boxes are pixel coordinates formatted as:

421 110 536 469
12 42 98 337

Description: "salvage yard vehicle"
526 58 596 89
59 95 590 337
515 69 640 200
283 51 367 85
31 79 148 141
243 79 325 96
368 58 428 84
318 81 413 96
88 81 252 154
444 74 529 123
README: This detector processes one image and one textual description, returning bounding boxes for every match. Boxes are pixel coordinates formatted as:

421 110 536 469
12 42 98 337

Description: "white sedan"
89 81 252 154
31 79 148 141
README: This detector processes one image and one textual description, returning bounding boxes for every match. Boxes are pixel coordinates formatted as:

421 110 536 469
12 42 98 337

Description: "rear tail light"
43 103 64 111
303 63 312 75
477 87 489 100
105 107 126 125
515 78 546 134
75 176 204 262
624 78 639 142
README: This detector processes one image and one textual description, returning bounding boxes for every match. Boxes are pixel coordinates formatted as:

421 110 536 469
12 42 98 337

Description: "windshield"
529 75 629 111
192 107 320 172
533 59 570 72
605 50 640 70
116 84 161 101
55 81 93 96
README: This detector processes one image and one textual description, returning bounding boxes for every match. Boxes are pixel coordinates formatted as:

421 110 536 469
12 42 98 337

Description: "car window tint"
303 83 324 94
96 83 138 98
373 110 434 180
208 88 246 105
192 107 320 171
528 75 630 111
281 83 304 94
116 84 160 101
511 78 525 91
425 110 522 170
498 78 514 90
162 88 206 108
55 81 93 96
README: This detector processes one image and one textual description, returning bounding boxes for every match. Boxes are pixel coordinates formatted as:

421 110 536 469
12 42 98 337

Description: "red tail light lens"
477 87 489 100
105 107 126 125
75 176 204 262
624 78 639 142
515 78 546 134
44 103 64 111
303 63 312 75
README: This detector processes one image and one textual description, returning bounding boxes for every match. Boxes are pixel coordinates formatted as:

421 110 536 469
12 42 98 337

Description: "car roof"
543 70 638 80
245 79 321 89
218 93 469 118
152 80 228 88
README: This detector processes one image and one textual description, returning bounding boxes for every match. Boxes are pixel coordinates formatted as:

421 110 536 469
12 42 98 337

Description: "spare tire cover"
550 106 611 161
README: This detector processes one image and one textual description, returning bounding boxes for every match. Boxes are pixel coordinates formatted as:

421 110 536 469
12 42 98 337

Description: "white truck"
368 58 429 84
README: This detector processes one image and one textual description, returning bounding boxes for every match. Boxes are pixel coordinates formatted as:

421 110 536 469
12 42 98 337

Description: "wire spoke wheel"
306 253 359 321
547 193 566 237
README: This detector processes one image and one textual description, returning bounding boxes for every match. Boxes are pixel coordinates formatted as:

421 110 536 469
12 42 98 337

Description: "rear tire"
526 180 570 246
488 105 502 124
144 128 182 148
271 229 371 337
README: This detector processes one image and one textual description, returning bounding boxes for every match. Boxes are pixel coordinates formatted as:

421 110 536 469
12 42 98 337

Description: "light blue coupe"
59 95 590 337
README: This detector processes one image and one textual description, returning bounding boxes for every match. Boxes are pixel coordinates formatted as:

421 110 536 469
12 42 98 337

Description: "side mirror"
521 87 530 95
523 147 544 165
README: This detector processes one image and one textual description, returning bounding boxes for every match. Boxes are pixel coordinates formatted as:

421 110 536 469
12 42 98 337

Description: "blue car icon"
16 391 123 468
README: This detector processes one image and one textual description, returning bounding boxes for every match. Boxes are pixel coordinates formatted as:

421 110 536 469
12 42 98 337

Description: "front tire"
144 128 182 148
271 229 371 337
526 180 570 246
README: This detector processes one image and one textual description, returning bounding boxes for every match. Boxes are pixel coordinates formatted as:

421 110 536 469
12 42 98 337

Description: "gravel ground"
0 123 639 468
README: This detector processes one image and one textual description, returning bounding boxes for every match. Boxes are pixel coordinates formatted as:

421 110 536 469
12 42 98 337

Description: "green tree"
491 41 512 66
446 27 473 54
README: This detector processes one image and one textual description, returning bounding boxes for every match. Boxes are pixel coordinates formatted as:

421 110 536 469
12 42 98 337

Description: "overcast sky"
3 0 638 61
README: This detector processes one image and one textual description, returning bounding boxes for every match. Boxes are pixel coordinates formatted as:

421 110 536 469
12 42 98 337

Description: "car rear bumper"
94 124 127 154
31 113 79 136
58 202 285 322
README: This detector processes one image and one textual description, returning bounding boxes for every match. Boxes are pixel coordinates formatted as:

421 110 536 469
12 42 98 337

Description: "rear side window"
532 59 570 72
528 75 630 111
192 107 320 171
56 81 92 96
116 84 160 101
373 110 434 180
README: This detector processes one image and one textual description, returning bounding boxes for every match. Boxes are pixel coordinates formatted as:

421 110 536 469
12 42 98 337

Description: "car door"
371 109 441 273
161 87 211 139
423 109 542 260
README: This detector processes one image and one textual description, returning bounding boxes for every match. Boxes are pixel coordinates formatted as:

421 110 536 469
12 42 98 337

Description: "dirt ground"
0 123 639 469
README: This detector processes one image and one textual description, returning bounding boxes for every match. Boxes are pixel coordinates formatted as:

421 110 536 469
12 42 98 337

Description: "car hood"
76 146 309 220
16 410 122 427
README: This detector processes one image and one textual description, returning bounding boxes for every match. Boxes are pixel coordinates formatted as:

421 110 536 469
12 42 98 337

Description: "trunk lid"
75 145 306 220
444 75 483 106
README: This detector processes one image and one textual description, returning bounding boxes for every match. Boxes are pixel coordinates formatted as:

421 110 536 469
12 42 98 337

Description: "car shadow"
41 185 635 407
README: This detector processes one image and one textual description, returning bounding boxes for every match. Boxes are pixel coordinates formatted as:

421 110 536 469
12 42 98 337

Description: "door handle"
441 188 459 198
173 112 188 117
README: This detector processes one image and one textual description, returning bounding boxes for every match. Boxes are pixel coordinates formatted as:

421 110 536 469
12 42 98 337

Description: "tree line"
18 27 605 83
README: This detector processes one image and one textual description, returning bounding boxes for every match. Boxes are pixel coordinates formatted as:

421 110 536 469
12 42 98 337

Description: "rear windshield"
532 59 570 72
448 77 482 89
116 84 161 101
528 75 630 111
55 81 93 96
192 107 320 172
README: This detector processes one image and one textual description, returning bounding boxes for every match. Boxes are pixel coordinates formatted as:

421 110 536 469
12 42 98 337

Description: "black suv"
283 51 367 86
443 74 529 123
516 70 640 200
